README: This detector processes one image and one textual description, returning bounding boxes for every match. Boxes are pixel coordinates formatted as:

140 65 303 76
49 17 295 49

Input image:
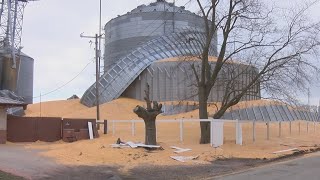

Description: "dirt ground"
19 98 320 179
24 120 320 173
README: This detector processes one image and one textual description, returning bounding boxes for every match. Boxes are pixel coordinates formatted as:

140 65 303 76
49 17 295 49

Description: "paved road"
216 152 320 180
0 144 61 179
0 144 122 180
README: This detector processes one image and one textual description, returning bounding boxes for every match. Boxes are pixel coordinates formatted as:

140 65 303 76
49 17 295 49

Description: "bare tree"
133 83 163 145
184 0 320 143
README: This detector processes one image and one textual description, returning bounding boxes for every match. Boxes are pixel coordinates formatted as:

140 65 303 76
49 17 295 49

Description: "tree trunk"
133 83 162 146
144 117 157 145
199 86 210 144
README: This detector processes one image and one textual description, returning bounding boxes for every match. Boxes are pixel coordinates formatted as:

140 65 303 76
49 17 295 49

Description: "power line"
33 60 94 99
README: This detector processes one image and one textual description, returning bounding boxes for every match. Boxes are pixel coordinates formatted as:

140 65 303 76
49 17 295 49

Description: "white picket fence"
97 119 244 147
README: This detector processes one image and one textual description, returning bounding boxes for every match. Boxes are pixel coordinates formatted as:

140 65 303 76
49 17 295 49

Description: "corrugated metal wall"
122 61 260 102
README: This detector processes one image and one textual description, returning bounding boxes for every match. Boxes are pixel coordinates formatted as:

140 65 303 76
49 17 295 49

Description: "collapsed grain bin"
81 0 260 112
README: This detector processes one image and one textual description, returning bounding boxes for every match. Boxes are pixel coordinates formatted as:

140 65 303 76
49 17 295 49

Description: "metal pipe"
7 0 16 68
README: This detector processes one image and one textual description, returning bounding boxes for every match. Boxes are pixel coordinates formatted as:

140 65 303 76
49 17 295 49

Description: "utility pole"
80 33 101 124
308 88 310 109
99 0 102 75
79 0 104 129
95 34 100 122
173 0 175 33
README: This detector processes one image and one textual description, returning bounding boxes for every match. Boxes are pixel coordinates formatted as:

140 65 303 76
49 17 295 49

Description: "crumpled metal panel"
81 29 213 107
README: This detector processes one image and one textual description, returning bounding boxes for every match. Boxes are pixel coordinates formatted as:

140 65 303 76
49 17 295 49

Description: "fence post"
314 122 316 133
156 121 158 140
112 120 115 136
279 121 282 137
179 119 184 142
253 120 256 142
131 120 135 136
104 120 108 134
289 120 292 135
307 121 309 134
236 119 242 145
267 121 270 140
299 121 301 135
210 119 214 146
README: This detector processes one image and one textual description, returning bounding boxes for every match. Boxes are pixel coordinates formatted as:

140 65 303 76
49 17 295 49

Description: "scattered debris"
272 148 299 154
134 143 161 149
299 145 317 148
111 140 161 149
110 143 130 148
116 138 125 144
79 152 82 156
170 155 199 162
170 146 192 153
127 141 138 148
280 143 293 147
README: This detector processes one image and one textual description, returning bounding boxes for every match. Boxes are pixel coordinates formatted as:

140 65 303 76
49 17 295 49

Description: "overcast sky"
21 0 320 105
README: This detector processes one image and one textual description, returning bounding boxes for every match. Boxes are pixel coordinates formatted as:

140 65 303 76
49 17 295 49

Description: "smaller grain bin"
0 51 34 104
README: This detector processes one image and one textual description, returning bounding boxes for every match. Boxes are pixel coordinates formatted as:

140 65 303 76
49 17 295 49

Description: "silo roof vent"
129 0 193 15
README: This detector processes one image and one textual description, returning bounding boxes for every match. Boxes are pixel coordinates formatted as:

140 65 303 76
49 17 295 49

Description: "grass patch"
0 170 24 180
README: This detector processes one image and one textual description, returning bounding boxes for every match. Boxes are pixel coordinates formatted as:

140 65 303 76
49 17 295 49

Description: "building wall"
0 108 7 144
122 60 260 102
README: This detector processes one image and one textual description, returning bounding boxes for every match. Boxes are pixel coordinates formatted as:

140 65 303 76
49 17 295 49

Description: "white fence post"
179 119 184 142
211 119 224 147
279 121 282 137
267 121 270 140
88 122 94 140
289 121 292 135
156 121 158 140
112 120 115 136
236 119 243 145
210 119 213 146
299 121 301 135
131 120 135 136
253 120 256 142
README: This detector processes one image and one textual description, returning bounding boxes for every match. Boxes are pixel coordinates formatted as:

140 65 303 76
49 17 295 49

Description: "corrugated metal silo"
104 0 218 72
0 52 34 104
